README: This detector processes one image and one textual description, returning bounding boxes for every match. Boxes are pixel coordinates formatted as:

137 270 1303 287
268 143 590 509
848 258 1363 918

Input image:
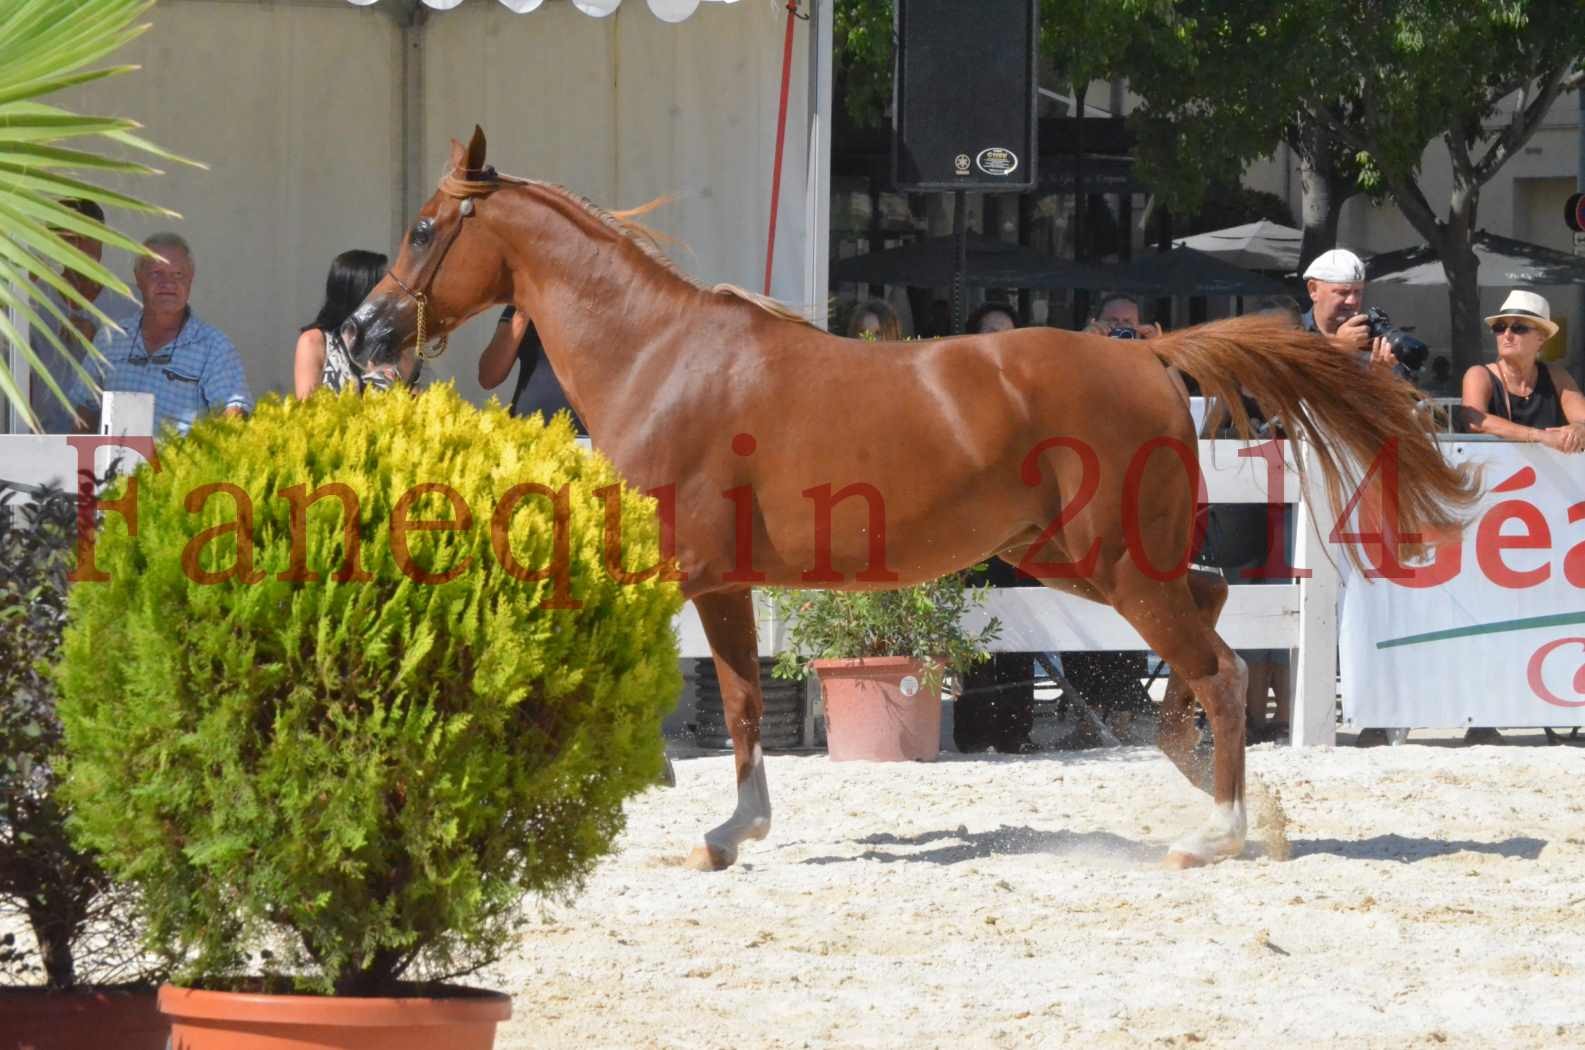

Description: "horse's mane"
522 179 818 329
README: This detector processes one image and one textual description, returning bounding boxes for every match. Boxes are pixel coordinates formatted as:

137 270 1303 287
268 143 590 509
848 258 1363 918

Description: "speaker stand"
950 190 968 334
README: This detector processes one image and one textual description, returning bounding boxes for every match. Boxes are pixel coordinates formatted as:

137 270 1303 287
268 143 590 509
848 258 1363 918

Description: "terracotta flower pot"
0 985 167 1050
157 983 512 1050
814 656 942 762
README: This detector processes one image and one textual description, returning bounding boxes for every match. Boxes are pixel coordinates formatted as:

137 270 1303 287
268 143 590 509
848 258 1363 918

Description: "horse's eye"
410 220 433 248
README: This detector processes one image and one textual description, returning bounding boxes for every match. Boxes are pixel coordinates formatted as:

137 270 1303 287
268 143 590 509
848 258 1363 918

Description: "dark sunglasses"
129 347 174 366
1489 321 1532 336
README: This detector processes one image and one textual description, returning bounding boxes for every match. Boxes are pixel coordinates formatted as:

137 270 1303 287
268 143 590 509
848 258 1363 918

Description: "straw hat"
1484 289 1558 339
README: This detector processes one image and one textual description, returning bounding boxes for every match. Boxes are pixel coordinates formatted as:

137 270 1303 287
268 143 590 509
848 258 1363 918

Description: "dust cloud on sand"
492 743 1585 1049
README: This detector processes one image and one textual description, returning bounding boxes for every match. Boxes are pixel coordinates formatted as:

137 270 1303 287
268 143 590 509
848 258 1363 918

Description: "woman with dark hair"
965 301 1020 334
846 298 902 341
294 249 405 397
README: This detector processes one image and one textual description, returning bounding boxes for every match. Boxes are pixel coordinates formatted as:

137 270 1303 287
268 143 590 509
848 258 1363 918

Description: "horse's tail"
1149 314 1479 564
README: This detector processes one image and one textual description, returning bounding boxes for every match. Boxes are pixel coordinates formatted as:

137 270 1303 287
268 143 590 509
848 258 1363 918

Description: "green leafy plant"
57 386 684 996
768 572 1002 692
0 0 199 430
0 480 153 991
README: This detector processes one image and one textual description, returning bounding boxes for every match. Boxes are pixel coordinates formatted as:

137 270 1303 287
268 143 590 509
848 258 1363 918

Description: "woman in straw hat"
1459 290 1585 453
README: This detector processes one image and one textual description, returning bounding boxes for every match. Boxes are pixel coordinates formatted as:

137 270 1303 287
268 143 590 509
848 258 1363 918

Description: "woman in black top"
295 250 415 397
477 306 586 435
1459 290 1585 453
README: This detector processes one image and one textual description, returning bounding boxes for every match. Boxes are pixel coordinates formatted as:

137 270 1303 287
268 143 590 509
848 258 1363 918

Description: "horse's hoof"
685 842 735 871
1164 849 1209 870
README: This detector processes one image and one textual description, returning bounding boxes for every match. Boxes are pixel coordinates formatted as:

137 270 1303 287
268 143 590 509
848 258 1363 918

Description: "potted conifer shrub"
769 574 1001 761
56 387 684 1049
1 482 168 1049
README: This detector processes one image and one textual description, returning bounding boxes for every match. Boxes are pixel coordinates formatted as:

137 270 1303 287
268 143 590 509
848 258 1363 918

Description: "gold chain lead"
413 292 448 361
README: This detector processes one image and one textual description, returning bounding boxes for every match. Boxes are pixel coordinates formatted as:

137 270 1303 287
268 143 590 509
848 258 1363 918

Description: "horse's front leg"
686 589 772 871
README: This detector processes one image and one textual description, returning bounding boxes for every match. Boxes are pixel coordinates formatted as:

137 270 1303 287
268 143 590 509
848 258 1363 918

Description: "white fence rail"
0 392 155 494
4 424 1337 745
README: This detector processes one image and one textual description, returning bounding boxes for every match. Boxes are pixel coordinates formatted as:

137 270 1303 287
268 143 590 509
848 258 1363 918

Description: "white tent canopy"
12 0 832 426
1174 220 1302 274
347 0 739 21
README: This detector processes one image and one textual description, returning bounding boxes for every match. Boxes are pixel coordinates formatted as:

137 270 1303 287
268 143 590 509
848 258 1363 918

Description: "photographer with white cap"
1303 248 1408 748
1459 289 1585 454
1301 248 1404 374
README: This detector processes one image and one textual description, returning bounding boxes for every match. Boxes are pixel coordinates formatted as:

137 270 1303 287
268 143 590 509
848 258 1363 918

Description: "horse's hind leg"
686 589 771 871
1107 567 1247 868
1157 569 1230 793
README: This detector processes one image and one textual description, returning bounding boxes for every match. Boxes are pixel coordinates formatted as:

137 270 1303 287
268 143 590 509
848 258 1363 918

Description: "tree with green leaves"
834 0 1173 268
1123 3 1363 263
0 0 197 432
1129 0 1585 370
835 0 1172 127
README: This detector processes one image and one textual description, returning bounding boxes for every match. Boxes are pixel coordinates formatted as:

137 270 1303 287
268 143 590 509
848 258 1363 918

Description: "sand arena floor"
491 739 1585 1049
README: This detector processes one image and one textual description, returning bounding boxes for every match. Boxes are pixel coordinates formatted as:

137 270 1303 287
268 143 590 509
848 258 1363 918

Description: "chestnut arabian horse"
341 129 1476 870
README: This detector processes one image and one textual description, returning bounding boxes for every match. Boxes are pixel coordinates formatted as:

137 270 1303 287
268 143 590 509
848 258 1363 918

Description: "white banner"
1341 441 1585 728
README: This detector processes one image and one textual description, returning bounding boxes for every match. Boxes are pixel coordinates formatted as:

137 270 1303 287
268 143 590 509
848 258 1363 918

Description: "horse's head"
340 126 511 371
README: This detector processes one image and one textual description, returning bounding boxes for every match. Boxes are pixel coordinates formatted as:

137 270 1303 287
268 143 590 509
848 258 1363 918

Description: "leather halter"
384 166 507 361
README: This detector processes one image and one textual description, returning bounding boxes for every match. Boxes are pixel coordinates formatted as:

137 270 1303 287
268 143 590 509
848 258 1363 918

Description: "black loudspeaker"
893 0 1038 192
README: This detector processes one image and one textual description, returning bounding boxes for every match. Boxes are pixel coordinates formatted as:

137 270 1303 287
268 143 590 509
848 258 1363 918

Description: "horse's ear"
448 136 469 175
465 126 488 172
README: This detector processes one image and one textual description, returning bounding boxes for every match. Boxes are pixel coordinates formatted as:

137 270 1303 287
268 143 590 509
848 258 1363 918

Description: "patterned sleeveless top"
319 327 420 394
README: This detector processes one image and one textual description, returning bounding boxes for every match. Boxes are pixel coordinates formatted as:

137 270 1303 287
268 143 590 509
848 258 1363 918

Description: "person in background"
965 301 1020 334
294 250 408 397
1453 291 1585 747
1085 292 1162 339
69 231 251 435
1189 295 1298 744
1459 290 1585 454
28 198 140 432
478 307 586 434
953 302 1037 753
1056 293 1163 737
847 298 902 341
1301 250 1410 746
1300 248 1402 374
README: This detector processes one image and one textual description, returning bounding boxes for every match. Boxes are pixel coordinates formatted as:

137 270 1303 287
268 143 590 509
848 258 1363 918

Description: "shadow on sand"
798 824 1163 867
1289 833 1547 863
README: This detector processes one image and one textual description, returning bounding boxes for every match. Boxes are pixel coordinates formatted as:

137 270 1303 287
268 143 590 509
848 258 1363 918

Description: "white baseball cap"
1302 248 1366 284
1484 289 1558 339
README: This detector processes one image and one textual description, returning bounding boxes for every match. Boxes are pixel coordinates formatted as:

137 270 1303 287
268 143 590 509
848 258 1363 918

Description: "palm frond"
0 0 189 432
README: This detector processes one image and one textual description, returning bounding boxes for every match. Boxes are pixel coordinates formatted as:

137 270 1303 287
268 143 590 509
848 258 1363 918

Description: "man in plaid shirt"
71 231 252 434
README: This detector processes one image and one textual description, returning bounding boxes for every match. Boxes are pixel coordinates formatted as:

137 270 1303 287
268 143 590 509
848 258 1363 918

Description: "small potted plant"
768 573 1001 761
56 387 685 1049
1 481 168 1049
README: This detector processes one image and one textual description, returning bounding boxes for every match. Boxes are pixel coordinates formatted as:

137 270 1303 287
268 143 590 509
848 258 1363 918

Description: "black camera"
1107 326 1141 340
1362 307 1428 373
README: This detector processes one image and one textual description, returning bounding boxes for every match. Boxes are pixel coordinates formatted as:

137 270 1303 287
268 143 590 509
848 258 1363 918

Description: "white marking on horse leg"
1167 799 1247 867
700 745 772 866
